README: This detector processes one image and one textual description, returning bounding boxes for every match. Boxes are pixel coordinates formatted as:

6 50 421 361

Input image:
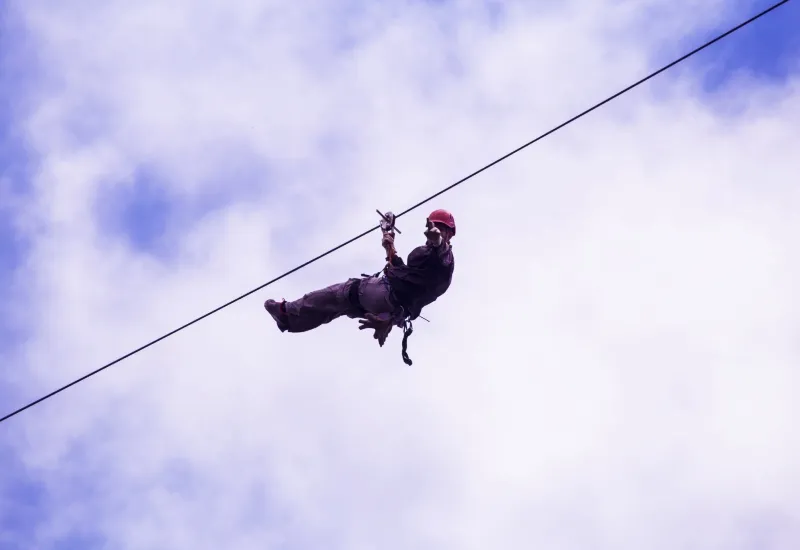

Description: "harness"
347 275 414 366
344 210 415 366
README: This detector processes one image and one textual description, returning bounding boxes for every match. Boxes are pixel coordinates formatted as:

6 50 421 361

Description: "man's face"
427 220 453 241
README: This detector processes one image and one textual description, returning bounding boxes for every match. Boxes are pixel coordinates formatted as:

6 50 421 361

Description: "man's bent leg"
266 279 360 333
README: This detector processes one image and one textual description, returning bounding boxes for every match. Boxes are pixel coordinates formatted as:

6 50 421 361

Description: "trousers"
282 275 397 333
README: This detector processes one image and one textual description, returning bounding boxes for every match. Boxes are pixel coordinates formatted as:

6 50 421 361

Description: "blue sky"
54 0 800 266
0 5 33 347
3 0 795 281
0 8 55 549
677 0 800 91
0 1 799 548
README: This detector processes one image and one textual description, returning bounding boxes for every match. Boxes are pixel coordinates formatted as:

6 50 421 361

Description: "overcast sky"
1 0 800 549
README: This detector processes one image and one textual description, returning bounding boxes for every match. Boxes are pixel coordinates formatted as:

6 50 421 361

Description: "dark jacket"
385 243 454 320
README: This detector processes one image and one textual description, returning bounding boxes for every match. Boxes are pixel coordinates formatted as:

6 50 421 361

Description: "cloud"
2 0 800 548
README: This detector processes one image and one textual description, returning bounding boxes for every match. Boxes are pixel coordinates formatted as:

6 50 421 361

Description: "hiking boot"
264 299 289 332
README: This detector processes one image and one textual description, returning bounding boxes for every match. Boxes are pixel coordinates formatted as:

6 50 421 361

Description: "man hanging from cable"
264 208 456 363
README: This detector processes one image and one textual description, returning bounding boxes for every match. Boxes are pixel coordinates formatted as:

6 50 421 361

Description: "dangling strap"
401 318 413 366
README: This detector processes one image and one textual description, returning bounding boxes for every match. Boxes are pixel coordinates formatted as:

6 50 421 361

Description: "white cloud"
3 0 800 548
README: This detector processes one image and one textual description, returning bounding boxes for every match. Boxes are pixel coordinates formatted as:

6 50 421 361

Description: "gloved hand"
381 230 395 250
382 231 397 262
358 313 393 346
424 225 442 247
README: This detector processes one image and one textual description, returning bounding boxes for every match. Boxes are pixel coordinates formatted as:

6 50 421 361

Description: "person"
264 208 456 347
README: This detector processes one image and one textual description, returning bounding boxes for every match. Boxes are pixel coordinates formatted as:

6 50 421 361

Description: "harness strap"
347 277 366 315
401 318 413 366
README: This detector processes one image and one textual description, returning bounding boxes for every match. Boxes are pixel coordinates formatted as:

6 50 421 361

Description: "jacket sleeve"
406 244 450 267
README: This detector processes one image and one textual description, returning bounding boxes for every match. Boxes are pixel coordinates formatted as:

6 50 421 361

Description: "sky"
1 0 799 549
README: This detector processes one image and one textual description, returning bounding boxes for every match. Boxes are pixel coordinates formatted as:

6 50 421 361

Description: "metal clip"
376 209 401 234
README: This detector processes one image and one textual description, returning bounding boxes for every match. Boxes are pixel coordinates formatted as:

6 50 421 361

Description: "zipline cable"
0 0 790 425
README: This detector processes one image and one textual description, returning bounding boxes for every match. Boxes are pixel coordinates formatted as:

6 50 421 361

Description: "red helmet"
428 209 456 235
